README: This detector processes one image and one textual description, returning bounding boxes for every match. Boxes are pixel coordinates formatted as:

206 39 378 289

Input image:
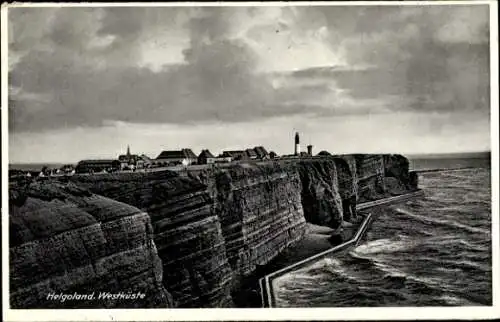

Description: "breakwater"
9 154 419 308
259 189 425 308
260 212 374 308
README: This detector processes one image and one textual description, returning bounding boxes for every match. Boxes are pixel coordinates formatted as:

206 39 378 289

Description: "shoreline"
232 190 424 307
259 190 424 308
231 216 368 307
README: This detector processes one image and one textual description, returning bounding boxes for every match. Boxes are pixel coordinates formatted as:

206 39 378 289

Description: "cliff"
192 162 306 277
279 154 415 230
293 159 344 228
9 153 417 308
351 154 418 202
384 154 419 192
68 162 307 307
66 171 234 308
9 181 172 308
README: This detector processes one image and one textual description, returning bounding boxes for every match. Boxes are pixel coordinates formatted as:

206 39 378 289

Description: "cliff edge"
9 153 417 308
9 181 173 308
66 171 233 308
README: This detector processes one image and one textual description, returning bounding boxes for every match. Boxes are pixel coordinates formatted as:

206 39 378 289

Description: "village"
10 132 325 178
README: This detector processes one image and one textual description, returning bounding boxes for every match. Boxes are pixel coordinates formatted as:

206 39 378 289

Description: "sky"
7 4 491 163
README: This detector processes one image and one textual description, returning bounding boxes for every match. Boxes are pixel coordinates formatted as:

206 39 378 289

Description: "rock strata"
295 159 344 229
353 154 387 202
206 163 306 277
9 181 172 308
9 153 418 308
67 171 233 308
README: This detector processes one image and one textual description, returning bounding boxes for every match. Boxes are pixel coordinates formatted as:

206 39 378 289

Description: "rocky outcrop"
66 171 233 308
353 154 387 202
291 154 416 227
295 159 344 229
332 156 358 222
9 181 172 309
384 154 409 186
383 154 420 194
409 171 419 190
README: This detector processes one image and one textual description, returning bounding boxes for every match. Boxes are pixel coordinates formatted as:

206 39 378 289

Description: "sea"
272 156 493 307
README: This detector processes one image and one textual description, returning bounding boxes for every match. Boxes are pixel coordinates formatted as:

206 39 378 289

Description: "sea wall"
9 181 173 308
9 153 417 308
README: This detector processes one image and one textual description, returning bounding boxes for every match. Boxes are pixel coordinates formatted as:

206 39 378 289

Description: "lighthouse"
294 132 300 156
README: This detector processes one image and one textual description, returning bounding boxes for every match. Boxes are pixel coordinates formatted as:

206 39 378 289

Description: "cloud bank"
9 5 490 132
7 5 491 162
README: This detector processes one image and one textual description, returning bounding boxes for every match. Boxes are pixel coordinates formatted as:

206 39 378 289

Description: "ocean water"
273 167 492 307
408 156 490 171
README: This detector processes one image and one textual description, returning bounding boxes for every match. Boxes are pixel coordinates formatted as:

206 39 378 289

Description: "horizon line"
8 150 492 165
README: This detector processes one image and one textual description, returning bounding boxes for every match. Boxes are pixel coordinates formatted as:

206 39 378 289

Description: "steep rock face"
295 159 344 229
409 171 419 190
384 177 407 195
191 162 307 277
336 155 359 200
332 157 358 222
353 154 386 202
45 154 417 308
67 171 233 308
384 154 410 188
9 181 172 309
383 154 419 192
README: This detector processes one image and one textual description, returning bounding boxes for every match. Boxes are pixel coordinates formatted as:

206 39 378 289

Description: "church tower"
126 145 131 157
294 132 300 156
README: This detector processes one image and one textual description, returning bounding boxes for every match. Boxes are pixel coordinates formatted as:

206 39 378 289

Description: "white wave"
373 261 407 278
408 274 447 288
280 257 344 282
394 207 489 235
321 257 342 267
438 294 475 306
353 238 414 255
453 259 490 271
429 237 486 252
434 266 462 273
362 257 447 289
297 257 342 272
322 258 365 282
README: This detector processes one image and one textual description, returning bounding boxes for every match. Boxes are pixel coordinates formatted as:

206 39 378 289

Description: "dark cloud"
271 5 490 115
9 7 282 132
8 5 491 133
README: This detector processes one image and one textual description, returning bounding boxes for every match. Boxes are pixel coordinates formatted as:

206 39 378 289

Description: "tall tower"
126 145 131 157
294 132 300 156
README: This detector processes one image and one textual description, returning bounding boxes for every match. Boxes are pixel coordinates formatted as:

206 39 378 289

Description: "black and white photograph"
2 1 498 320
